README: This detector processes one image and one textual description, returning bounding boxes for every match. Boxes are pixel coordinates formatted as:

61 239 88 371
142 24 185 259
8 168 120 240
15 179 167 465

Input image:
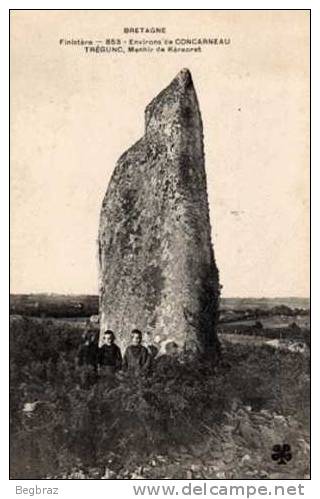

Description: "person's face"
132 333 141 346
104 333 113 345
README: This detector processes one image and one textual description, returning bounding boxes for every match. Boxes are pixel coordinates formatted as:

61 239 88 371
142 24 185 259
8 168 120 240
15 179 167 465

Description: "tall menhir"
98 68 220 357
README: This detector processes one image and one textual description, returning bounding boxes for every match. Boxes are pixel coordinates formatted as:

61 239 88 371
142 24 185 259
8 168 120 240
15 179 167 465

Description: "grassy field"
10 304 310 480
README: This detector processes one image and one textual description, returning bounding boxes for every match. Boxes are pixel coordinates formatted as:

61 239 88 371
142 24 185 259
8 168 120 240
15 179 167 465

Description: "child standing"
98 330 122 375
122 329 151 375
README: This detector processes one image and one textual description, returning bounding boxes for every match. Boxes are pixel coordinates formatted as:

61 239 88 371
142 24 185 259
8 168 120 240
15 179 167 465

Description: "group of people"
77 328 153 378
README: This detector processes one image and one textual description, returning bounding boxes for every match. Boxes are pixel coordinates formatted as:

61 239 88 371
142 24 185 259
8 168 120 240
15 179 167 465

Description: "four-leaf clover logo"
272 444 292 464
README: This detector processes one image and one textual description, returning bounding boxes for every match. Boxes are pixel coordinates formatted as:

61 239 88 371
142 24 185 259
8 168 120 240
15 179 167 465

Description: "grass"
10 315 310 479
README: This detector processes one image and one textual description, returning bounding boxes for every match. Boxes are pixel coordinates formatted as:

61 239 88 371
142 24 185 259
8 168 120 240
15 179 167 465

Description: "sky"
10 10 310 297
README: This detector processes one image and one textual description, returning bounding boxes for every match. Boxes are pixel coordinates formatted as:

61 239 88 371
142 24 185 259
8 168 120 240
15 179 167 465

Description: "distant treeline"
219 305 310 324
218 322 310 345
10 294 99 318
10 294 310 319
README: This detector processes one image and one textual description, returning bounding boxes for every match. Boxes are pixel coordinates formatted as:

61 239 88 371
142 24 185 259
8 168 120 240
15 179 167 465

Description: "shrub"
10 316 310 479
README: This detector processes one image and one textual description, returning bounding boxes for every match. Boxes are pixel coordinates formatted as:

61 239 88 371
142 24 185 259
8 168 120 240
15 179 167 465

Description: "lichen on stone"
98 69 220 357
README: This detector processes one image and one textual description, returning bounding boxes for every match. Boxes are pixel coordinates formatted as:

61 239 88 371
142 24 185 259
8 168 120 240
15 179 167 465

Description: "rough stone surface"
98 68 220 355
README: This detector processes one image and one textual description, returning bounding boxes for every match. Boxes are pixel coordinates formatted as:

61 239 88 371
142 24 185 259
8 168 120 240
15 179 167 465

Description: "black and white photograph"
9 9 310 482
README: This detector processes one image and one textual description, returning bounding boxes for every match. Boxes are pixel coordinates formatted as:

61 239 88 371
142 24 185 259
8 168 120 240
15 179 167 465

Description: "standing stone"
98 68 220 357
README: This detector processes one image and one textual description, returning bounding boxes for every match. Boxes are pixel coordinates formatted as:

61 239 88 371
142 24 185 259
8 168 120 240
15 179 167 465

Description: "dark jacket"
122 345 151 374
98 344 122 371
77 342 98 369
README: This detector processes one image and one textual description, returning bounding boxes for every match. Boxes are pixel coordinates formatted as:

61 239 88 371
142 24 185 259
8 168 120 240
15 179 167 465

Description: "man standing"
77 329 99 386
77 329 98 371
123 329 151 375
